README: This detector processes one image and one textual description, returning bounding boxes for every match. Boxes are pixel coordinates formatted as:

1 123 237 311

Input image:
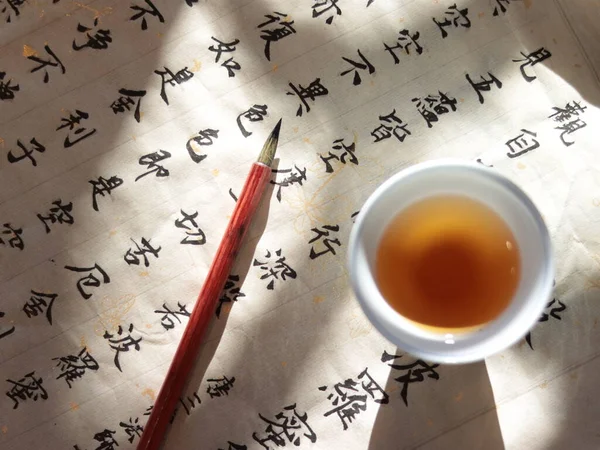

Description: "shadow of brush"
161 161 278 447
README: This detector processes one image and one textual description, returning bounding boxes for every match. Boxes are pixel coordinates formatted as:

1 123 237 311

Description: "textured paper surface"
1 1 600 449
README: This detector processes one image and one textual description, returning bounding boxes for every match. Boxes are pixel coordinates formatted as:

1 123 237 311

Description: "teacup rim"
347 159 554 364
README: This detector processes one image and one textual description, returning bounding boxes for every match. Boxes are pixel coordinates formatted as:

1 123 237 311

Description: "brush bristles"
257 118 282 166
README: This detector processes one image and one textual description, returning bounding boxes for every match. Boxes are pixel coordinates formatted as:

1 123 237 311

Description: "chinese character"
320 138 357 173
553 120 587 147
124 237 161 267
383 29 423 64
0 71 19 100
356 368 389 403
0 311 15 340
270 165 307 202
548 101 587 122
23 290 58 325
319 368 388 430
0 223 24 250
209 36 241 77
28 44 65 83
154 66 194 105
253 404 317 449
465 72 503 104
312 0 341 25
7 138 46 167
5 371 48 409
37 199 74 233
493 0 514 16
412 91 458 128
64 263 110 300
371 109 411 143
286 78 329 117
253 249 297 290
381 350 439 406
173 210 206 244
206 376 236 398
92 429 118 450
177 392 201 416
340 49 375 86
525 292 566 350
216 274 245 318
237 104 268 138
130 0 164 30
433 4 471 38
218 57 240 78
548 101 587 147
350 211 360 223
89 175 124 211
513 47 552 82
56 110 97 148
135 150 171 181
110 88 147 123
154 302 190 330
186 129 219 163
1 0 24 23
72 18 112 51
120 417 144 443
309 225 341 259
174 209 206 245
505 129 539 158
103 323 142 372
53 347 99 388
257 12 296 61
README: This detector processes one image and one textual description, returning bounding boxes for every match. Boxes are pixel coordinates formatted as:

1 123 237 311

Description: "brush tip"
257 118 282 166
272 118 282 137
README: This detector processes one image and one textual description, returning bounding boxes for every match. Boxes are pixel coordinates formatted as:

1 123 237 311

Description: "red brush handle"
137 162 272 450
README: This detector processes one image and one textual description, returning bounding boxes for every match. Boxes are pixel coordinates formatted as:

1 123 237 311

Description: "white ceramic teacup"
348 160 554 364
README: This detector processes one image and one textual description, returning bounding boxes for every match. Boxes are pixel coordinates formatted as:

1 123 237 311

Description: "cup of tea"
348 160 554 363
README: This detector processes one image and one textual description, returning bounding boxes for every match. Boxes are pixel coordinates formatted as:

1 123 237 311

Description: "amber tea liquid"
376 195 520 330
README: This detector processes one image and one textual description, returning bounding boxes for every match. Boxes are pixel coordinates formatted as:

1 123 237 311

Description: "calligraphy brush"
137 119 282 450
